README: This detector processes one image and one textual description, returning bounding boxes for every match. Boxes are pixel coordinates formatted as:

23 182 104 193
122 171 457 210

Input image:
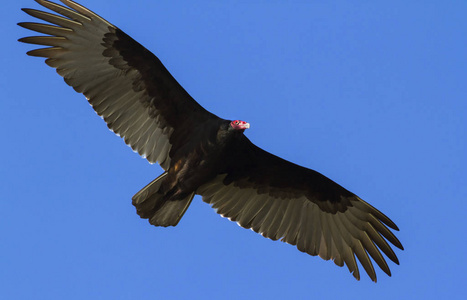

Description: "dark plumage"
19 0 403 282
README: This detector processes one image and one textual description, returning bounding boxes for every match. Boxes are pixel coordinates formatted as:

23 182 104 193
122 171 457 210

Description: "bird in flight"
19 0 403 282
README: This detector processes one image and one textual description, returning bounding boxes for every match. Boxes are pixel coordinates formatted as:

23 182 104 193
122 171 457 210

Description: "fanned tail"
132 172 195 227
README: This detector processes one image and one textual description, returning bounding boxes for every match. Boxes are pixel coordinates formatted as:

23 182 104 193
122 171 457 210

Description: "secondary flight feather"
19 0 403 282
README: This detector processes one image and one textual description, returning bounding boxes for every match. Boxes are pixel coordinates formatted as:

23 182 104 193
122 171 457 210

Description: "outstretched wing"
198 136 403 282
18 0 218 169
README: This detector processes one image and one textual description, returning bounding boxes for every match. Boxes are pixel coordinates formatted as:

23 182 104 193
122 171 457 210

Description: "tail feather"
132 172 195 227
132 172 168 207
148 192 195 226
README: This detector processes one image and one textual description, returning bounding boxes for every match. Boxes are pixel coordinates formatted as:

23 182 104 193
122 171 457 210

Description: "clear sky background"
2 0 466 299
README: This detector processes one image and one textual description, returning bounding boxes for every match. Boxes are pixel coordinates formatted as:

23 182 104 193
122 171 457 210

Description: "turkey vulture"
19 0 403 282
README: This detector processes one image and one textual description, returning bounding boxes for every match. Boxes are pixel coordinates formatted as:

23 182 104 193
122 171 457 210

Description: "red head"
230 120 250 131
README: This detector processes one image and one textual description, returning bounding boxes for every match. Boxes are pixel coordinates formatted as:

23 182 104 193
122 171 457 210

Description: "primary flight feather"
19 0 403 282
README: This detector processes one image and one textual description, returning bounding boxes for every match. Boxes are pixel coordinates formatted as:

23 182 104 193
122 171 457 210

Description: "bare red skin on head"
230 120 250 130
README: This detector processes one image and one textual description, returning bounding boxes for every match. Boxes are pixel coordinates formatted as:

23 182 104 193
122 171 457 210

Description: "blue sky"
2 0 466 299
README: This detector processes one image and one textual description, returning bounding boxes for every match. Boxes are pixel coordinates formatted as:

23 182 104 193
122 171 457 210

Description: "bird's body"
19 0 403 282
134 119 247 226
